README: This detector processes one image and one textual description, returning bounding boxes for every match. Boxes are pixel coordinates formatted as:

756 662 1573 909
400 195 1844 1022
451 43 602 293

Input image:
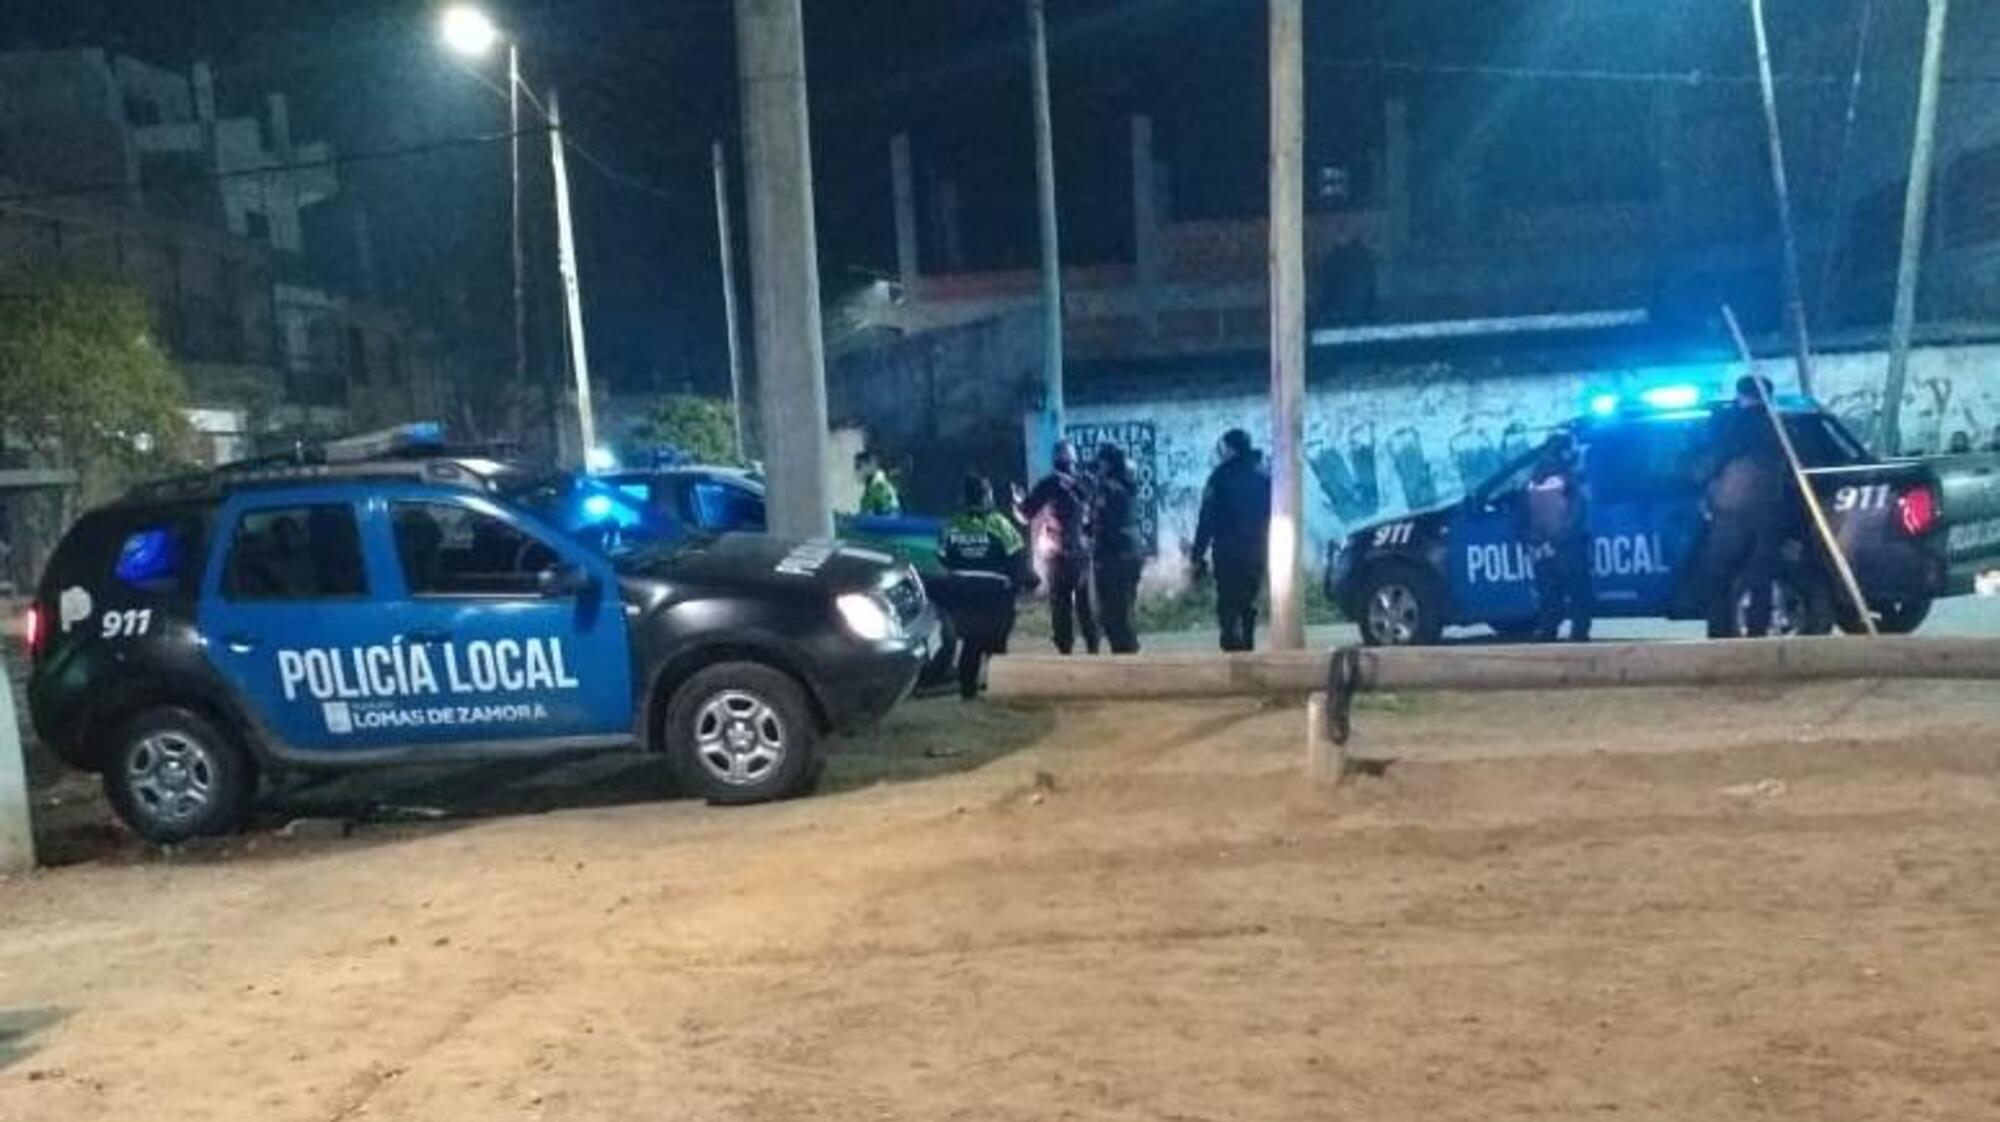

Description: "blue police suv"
1328 388 2000 646
23 437 937 842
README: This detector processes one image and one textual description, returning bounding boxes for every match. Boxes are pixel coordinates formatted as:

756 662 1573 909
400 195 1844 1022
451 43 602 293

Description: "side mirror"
537 562 597 599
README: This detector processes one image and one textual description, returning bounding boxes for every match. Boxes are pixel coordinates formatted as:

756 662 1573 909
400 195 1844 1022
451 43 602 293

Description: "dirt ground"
3 680 2000 1122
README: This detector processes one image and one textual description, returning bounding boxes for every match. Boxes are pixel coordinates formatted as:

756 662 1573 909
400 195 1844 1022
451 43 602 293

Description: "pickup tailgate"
1803 462 1947 604
1933 452 2000 592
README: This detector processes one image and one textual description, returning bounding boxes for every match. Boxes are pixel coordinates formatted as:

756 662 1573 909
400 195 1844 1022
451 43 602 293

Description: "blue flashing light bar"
1588 393 1621 417
1638 384 1703 410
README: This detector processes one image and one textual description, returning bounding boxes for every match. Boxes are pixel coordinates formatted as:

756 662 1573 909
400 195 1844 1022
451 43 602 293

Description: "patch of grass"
821 697 1057 793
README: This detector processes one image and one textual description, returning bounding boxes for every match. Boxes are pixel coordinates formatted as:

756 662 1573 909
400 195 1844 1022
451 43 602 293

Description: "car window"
114 516 204 596
1585 421 1707 502
392 501 563 597
1784 414 1866 468
222 505 367 601
690 480 766 531
1475 446 1543 504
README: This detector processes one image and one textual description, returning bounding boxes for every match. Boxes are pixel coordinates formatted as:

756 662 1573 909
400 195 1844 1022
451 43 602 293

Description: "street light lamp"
439 4 500 58
434 5 598 466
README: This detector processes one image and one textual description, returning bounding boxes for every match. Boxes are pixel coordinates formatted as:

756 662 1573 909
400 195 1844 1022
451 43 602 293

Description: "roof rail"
121 457 500 505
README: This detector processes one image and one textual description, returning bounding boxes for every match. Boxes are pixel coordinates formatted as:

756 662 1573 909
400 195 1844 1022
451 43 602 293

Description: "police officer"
1522 432 1592 642
854 450 901 517
1092 445 1144 654
1701 375 1789 638
1190 429 1272 652
1021 440 1100 655
938 475 1032 699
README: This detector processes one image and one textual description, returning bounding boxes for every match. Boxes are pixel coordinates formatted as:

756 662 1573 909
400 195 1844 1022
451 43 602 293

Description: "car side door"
198 489 394 752
1581 418 1708 615
1444 451 1541 625
377 488 635 749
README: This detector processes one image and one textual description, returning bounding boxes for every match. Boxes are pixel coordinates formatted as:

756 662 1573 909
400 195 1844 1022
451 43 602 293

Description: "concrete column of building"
735 0 833 538
1383 98 1411 254
891 133 920 294
191 61 216 122
936 176 965 272
1132 115 1160 336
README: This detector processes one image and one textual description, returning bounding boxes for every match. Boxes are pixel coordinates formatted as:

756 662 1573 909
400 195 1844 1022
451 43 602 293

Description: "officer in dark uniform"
1092 445 1145 654
1190 429 1272 652
1701 375 1789 638
1521 432 1592 642
937 475 1032 699
1021 440 1100 655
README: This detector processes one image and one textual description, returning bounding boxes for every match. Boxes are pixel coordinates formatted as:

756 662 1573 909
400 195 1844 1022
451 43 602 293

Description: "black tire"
101 706 257 845
1716 566 1833 639
663 662 819 805
1355 565 1445 647
1837 596 1932 636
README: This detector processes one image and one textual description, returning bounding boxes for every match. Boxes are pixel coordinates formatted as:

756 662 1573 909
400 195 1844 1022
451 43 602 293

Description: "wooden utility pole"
1748 0 1817 398
1267 0 1307 651
712 140 749 462
1883 0 1953 456
1026 0 1065 479
735 0 832 537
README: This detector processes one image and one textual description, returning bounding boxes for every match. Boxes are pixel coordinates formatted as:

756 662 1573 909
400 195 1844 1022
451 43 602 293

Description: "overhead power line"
1312 55 2000 89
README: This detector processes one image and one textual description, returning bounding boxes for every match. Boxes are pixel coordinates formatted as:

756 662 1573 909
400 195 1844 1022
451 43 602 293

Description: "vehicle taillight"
22 604 40 655
1898 485 1939 537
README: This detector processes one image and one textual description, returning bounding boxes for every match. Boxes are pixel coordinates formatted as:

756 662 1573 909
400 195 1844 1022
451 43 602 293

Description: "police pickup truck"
23 444 937 842
1327 389 2000 646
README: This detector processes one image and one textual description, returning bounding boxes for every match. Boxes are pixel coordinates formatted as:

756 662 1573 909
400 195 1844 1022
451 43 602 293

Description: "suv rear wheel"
1837 596 1932 636
664 662 818 805
1711 567 1833 639
102 706 257 844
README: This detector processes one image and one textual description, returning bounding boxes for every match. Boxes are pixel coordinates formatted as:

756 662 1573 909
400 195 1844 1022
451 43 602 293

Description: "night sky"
2 0 1876 395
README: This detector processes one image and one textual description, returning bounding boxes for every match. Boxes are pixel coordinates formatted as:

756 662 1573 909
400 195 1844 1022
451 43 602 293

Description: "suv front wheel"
103 706 257 844
1357 565 1445 647
664 662 819 805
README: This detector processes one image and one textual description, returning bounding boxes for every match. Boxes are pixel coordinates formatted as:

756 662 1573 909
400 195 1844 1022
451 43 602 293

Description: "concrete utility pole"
0 651 34 873
735 0 833 538
1026 0 1065 480
510 44 528 406
712 140 749 462
1748 0 1817 398
547 88 597 462
1883 0 1953 456
1267 0 1307 651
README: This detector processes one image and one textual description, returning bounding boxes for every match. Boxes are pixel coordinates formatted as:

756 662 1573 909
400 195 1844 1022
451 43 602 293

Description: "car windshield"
495 473 663 553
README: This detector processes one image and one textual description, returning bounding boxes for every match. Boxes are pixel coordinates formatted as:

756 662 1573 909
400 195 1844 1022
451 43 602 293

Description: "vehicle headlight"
836 592 899 641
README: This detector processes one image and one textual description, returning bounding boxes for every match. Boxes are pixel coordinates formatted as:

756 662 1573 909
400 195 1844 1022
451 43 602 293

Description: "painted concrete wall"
1067 342 2000 580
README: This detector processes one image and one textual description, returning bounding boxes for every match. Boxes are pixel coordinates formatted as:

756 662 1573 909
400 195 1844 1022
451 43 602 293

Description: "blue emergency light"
115 528 181 586
1638 384 1703 410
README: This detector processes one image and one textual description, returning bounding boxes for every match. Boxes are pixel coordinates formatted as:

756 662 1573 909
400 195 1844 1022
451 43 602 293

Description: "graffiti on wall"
1066 420 1161 555
1069 342 2000 571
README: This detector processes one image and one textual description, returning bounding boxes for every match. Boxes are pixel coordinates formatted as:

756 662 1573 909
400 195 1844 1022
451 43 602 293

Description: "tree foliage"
0 272 193 487
631 395 740 465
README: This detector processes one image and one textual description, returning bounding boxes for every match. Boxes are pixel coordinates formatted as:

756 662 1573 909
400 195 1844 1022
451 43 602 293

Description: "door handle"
223 633 261 652
406 629 452 645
